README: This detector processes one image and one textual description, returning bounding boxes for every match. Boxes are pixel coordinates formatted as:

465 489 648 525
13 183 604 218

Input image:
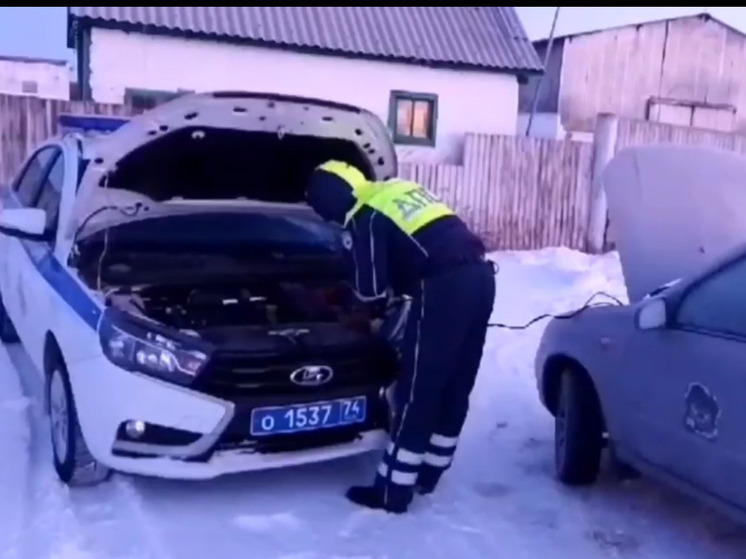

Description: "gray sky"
1 7 746 63
517 7 746 39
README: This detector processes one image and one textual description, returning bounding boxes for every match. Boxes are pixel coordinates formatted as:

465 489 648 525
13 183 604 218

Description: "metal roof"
68 7 542 73
0 54 67 66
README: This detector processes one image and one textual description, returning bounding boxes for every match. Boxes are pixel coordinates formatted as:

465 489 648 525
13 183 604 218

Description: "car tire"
48 359 112 486
0 293 19 343
554 368 603 486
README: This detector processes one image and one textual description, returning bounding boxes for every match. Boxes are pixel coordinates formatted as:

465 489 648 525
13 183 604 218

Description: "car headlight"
99 318 207 385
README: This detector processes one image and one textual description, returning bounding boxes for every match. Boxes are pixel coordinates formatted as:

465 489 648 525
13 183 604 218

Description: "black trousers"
374 261 496 509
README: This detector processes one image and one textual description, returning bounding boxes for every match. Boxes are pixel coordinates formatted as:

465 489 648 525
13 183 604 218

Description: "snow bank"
0 345 31 557
2 247 744 559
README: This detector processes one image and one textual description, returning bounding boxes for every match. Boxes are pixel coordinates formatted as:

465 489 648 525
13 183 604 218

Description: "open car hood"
69 91 397 240
603 144 746 303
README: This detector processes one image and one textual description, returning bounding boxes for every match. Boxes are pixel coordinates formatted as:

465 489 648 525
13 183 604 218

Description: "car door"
21 152 66 364
1 146 59 340
622 259 746 509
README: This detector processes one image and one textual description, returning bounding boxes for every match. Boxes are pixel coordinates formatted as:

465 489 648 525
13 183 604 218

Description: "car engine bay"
107 280 372 335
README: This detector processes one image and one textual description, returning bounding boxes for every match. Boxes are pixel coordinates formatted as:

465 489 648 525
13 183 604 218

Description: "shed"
518 13 746 140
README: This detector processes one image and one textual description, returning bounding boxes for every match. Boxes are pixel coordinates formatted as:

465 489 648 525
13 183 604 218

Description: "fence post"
587 113 618 253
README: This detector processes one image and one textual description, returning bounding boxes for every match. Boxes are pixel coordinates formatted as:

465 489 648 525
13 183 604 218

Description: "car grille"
194 346 396 399
215 425 372 454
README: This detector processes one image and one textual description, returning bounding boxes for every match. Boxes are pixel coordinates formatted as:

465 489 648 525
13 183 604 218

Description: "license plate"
250 396 367 436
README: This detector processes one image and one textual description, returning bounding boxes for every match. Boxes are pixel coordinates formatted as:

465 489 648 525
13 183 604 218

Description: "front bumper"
67 355 390 479
106 430 386 480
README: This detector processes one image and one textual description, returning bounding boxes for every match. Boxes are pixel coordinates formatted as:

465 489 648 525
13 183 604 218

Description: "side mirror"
0 207 50 241
635 298 668 330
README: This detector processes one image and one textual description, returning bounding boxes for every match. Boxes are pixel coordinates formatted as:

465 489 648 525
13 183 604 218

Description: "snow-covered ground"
2 248 746 559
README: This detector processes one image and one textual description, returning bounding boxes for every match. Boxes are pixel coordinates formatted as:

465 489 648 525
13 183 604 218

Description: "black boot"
415 484 436 496
415 467 443 496
345 485 408 514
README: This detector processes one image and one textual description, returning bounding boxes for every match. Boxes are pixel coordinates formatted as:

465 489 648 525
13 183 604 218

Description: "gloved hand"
339 308 372 334
378 296 412 349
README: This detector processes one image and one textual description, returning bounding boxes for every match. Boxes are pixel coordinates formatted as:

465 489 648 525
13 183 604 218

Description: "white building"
67 7 541 163
0 55 70 100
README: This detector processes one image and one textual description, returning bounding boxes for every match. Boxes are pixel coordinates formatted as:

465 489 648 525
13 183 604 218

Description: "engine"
108 281 358 331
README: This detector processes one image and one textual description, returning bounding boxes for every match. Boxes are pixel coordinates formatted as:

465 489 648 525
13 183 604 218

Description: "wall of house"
0 58 69 100
517 40 564 115
86 28 519 163
515 112 567 139
551 16 746 134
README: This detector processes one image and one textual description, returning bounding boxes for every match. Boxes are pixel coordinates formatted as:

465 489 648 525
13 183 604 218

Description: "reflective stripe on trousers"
423 433 458 469
377 441 423 486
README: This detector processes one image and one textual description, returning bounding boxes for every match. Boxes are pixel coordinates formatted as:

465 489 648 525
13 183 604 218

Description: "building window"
388 91 438 146
124 88 193 111
21 80 38 94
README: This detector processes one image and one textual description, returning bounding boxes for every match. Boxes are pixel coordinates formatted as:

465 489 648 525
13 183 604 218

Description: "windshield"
82 212 343 256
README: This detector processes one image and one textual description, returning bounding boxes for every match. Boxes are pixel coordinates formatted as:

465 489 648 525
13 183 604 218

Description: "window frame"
673 255 746 341
12 146 61 207
33 152 65 247
387 90 438 147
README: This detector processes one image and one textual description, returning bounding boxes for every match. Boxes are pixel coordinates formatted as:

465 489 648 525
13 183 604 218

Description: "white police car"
0 91 401 485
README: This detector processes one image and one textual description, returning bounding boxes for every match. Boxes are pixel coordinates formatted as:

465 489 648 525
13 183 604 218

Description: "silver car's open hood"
603 144 746 303
69 91 397 240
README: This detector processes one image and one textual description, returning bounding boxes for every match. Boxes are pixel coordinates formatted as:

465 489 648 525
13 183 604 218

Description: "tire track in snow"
0 344 31 559
5 345 172 559
9 343 94 559
110 476 176 559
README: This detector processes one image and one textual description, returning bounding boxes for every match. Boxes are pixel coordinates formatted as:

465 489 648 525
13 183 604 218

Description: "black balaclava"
305 167 359 225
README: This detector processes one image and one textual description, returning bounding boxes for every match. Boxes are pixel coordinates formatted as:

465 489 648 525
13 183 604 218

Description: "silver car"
535 144 746 521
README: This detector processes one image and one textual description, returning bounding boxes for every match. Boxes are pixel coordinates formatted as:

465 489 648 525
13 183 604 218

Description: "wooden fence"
0 94 596 252
401 135 593 251
585 114 746 251
0 95 137 186
615 116 746 154
5 93 736 253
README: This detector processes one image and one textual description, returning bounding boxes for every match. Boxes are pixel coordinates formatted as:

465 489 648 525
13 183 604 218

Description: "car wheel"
48 360 112 486
554 368 603 485
0 293 19 343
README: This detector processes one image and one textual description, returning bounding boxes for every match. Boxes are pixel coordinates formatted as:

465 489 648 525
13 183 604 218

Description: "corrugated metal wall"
0 93 595 252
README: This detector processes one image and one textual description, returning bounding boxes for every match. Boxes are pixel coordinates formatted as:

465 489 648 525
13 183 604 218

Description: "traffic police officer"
305 160 496 514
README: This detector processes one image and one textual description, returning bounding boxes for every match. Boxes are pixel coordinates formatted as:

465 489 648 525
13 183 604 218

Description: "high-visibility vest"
344 179 455 236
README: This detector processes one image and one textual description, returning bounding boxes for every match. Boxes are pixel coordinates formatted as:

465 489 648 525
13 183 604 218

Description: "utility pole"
526 6 561 137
